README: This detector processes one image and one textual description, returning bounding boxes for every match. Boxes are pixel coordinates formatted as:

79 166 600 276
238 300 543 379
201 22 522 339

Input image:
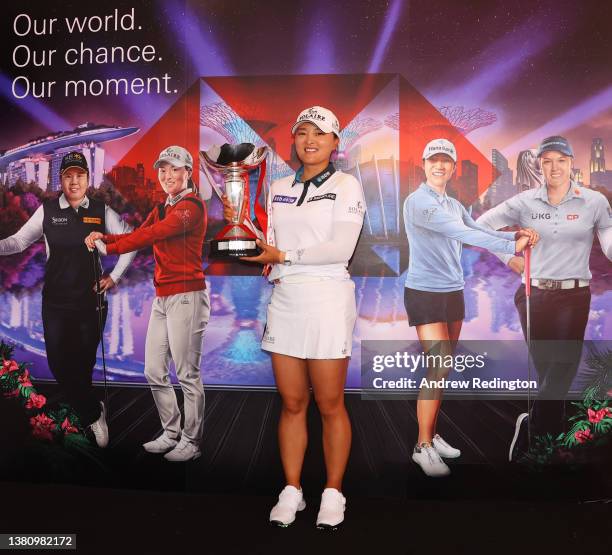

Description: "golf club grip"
524 247 531 297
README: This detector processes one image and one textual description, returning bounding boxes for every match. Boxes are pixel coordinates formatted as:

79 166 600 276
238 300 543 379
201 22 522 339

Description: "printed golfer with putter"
0 151 136 447
477 136 612 461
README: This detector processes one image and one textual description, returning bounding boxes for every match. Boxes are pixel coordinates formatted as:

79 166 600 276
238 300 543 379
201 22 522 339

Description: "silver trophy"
200 143 268 258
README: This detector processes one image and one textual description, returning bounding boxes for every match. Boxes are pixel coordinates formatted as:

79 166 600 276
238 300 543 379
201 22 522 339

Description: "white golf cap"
291 106 340 137
422 139 457 162
153 145 193 169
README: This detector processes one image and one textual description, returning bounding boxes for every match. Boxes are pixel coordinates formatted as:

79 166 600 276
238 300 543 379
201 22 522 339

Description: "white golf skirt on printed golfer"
262 276 357 359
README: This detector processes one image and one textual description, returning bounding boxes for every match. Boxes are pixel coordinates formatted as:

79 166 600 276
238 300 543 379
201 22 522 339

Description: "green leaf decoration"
0 340 15 361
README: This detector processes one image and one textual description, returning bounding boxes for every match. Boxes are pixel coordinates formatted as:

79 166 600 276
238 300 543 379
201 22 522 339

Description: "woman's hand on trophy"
85 232 105 251
515 227 539 246
241 239 285 265
221 195 237 222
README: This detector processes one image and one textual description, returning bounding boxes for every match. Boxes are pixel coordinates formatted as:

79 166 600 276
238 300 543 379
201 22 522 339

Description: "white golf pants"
144 289 210 443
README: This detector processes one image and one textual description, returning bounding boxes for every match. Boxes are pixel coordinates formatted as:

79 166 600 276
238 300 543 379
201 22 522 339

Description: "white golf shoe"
432 434 461 458
163 437 201 462
89 402 109 448
316 488 346 530
143 432 179 454
269 485 306 527
412 442 451 477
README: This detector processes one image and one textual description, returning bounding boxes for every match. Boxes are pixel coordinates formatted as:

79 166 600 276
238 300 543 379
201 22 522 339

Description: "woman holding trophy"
223 106 365 530
85 145 210 462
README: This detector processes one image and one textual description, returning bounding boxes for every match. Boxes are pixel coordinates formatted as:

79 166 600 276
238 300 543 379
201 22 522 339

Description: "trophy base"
210 238 260 258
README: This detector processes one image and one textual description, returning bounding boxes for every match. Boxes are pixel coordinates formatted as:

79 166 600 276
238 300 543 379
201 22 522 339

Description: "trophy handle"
199 155 224 199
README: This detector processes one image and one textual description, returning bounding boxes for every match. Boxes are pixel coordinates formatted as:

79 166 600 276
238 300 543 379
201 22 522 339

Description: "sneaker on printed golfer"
143 431 179 454
432 434 461 458
89 401 109 448
316 488 346 530
163 437 201 462
269 485 306 527
412 442 451 477
509 413 529 462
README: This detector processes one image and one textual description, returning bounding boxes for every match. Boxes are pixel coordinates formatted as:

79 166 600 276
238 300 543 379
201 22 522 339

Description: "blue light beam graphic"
503 85 612 157
368 0 405 74
0 72 71 131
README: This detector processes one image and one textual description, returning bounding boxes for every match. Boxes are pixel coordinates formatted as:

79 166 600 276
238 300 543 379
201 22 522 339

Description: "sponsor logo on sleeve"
177 208 191 225
348 200 364 215
273 195 297 204
307 193 336 203
423 207 437 222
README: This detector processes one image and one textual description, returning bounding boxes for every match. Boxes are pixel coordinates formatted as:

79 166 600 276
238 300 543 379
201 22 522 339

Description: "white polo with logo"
263 169 365 359
268 170 365 281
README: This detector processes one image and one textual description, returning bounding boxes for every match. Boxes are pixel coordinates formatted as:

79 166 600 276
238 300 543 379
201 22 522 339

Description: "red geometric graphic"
117 73 495 207
116 81 200 201
202 73 395 170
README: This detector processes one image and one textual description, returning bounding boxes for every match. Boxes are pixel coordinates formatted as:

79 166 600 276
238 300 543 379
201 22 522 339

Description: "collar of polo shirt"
291 163 336 188
420 182 449 201
535 180 582 204
165 186 193 206
59 194 89 210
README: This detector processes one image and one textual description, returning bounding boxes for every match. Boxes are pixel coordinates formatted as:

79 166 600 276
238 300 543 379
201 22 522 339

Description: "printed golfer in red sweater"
85 146 209 462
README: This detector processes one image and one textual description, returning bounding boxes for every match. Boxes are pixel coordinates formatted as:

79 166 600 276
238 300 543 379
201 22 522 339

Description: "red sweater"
104 193 206 297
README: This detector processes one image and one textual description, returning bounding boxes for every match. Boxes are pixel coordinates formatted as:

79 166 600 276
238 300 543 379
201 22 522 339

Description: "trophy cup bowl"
200 143 268 258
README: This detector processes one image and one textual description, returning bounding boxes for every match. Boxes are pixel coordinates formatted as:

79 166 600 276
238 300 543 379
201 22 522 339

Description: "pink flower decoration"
574 428 593 444
1 360 19 376
24 392 47 410
587 408 610 424
61 418 79 434
3 388 20 398
30 413 55 441
18 369 32 388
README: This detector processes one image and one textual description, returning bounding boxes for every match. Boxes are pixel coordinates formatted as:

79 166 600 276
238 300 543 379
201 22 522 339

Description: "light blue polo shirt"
476 182 612 280
404 183 516 292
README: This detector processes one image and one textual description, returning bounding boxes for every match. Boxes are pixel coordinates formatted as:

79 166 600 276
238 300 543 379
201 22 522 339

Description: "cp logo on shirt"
566 214 579 221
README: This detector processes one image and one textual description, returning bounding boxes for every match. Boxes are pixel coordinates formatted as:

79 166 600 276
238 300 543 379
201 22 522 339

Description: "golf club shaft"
92 248 109 420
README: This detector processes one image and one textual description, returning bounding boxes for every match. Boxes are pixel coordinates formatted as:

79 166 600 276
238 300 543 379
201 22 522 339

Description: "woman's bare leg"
272 353 310 489
308 358 351 491
415 322 452 444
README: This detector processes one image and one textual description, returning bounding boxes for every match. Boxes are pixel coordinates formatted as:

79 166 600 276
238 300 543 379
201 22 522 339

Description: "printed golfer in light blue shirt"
476 135 612 462
403 138 535 478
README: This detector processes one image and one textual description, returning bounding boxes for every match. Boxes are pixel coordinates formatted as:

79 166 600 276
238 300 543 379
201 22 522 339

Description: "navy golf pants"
514 285 591 435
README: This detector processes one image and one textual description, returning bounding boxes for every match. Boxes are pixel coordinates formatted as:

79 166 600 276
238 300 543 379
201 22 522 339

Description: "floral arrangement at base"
0 340 88 447
522 347 612 468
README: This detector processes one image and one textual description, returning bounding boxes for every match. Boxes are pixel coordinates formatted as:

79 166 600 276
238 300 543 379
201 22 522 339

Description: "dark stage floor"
1 385 611 553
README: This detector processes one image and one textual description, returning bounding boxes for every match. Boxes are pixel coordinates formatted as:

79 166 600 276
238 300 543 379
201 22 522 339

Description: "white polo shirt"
267 168 365 281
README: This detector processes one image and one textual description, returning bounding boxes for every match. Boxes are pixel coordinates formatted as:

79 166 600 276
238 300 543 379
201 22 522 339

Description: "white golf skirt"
262 276 357 359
